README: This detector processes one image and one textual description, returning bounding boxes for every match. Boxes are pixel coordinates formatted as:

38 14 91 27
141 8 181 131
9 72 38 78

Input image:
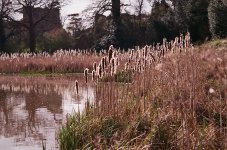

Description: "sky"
14 0 152 27
61 0 152 17
61 0 151 27
15 0 152 27
61 0 92 17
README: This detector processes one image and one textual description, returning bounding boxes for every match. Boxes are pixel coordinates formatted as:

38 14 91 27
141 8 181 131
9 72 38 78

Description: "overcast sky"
61 0 151 17
61 0 151 26
61 0 92 17
60 0 151 27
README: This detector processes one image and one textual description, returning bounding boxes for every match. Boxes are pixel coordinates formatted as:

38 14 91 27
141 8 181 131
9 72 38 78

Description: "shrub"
208 0 227 38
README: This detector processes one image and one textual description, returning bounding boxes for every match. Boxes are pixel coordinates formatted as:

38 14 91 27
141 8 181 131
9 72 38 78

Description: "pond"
0 75 95 150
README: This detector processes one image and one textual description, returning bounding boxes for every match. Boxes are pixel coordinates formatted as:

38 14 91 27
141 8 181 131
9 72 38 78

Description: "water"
0 75 95 150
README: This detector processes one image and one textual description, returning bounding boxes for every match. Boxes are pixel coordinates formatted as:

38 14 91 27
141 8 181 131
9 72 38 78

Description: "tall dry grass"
59 34 227 149
0 49 104 74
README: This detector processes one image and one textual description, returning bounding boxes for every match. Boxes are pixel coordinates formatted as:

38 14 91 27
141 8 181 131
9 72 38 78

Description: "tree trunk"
111 0 122 47
0 19 6 52
29 27 36 53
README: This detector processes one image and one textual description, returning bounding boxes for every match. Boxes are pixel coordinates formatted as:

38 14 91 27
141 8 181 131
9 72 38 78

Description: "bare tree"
84 0 128 48
134 0 145 20
0 0 13 52
13 0 63 52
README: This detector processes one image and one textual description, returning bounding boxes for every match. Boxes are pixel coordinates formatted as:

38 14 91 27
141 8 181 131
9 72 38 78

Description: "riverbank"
58 39 227 149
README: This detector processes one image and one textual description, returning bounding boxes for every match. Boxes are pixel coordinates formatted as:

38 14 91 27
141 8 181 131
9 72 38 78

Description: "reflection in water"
0 76 95 150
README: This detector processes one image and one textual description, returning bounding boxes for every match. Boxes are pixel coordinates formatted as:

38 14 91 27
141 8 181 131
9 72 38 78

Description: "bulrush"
149 52 156 62
115 57 119 66
84 68 89 83
125 62 129 71
104 56 107 67
101 57 105 71
110 65 114 77
163 38 167 50
98 64 102 78
144 45 148 58
92 70 95 81
110 58 115 76
108 45 113 63
111 58 115 68
93 62 97 72
112 51 117 58
75 80 79 95
185 32 191 48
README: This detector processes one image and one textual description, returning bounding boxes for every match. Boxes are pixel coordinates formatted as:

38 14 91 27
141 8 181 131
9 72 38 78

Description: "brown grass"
0 50 103 74
59 36 227 149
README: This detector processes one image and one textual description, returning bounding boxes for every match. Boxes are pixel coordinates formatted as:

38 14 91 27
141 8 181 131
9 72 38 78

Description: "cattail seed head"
84 68 89 83
115 57 119 66
110 65 113 76
101 57 105 71
98 64 102 78
125 62 129 71
92 70 95 81
93 62 97 72
108 45 113 62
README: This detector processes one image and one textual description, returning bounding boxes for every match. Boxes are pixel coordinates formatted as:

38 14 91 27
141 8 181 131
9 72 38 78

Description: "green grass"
58 106 183 150
98 71 133 83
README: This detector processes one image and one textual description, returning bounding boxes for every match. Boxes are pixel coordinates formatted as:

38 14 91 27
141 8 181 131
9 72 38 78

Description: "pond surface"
0 75 95 150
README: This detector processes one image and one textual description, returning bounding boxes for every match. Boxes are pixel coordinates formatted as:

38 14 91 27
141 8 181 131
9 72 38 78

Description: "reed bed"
58 35 227 149
60 36 225 149
0 49 105 74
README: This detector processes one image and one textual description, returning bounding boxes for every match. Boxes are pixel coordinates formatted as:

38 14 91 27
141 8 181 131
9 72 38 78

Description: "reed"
75 80 79 95
0 49 103 74
84 68 89 83
57 36 227 149
91 70 95 81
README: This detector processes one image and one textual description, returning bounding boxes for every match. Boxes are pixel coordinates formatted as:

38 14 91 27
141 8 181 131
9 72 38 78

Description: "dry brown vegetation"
58 35 226 149
0 50 103 74
3 33 225 149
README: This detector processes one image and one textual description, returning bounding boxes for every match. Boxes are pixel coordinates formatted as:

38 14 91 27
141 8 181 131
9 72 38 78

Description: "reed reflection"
0 75 94 150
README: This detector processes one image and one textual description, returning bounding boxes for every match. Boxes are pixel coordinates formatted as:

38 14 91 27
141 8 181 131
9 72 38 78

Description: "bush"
38 28 73 53
208 0 227 38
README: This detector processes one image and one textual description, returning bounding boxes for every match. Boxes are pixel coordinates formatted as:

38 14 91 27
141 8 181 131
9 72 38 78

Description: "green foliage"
58 111 125 150
100 117 123 141
58 112 98 150
174 0 211 41
208 0 227 38
1 0 226 53
148 1 179 42
173 0 192 29
152 118 179 150
115 71 132 83
189 0 211 41
58 109 182 149
98 71 132 83
38 28 73 53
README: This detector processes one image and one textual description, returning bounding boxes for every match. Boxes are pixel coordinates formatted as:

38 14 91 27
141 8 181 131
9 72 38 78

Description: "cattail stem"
84 68 89 83
75 80 79 95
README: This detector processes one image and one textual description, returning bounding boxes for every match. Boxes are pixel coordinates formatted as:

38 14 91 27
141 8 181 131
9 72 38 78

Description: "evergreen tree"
173 0 211 41
189 0 211 41
208 0 227 38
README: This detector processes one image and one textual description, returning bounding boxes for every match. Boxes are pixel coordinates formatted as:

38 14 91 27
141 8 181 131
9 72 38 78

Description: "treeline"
72 0 227 51
0 0 227 53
